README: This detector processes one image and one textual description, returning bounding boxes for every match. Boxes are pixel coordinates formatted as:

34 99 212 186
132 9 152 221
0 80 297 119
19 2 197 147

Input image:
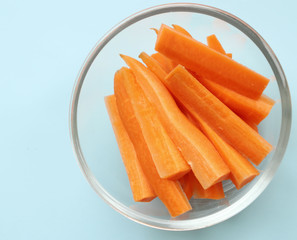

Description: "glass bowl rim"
69 2 292 231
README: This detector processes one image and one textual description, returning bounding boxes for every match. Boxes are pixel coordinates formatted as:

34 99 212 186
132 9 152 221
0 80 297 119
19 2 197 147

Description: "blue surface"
1 0 296 239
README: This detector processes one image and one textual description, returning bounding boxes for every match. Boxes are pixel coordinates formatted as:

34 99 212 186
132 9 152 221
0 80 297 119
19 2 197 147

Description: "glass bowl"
69 3 291 230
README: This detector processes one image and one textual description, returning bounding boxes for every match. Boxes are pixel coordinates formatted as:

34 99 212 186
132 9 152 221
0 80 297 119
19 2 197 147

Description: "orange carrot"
179 172 194 200
114 67 191 217
116 67 190 180
140 51 263 133
180 104 259 189
204 34 274 125
121 55 230 189
105 95 156 202
226 53 232 58
186 109 260 189
196 76 275 125
172 24 192 38
164 65 273 165
139 52 167 80
207 34 227 55
151 52 176 73
155 24 270 99
193 177 225 200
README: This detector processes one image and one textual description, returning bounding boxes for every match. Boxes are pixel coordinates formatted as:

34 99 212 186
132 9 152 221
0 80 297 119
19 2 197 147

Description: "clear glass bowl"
69 3 291 230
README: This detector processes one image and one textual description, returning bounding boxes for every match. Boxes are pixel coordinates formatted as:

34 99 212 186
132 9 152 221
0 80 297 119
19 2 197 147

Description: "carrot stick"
140 51 263 133
196 76 275 125
116 67 190 180
151 52 176 73
204 34 275 125
207 34 227 55
105 95 156 202
121 55 230 189
114 67 191 217
164 65 273 165
130 84 191 180
139 52 167 80
180 104 259 189
155 24 270 99
184 108 260 189
172 24 192 38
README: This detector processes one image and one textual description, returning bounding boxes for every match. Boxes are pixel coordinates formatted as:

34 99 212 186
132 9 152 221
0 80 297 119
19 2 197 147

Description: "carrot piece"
151 52 176 73
117 68 190 180
121 55 230 189
196 76 275 125
193 177 225 200
226 53 232 58
164 65 273 165
139 52 167 80
141 51 262 133
179 173 194 200
114 67 191 217
155 24 270 99
206 34 227 55
104 95 156 202
172 24 192 38
185 109 260 189
204 34 274 125
180 104 259 189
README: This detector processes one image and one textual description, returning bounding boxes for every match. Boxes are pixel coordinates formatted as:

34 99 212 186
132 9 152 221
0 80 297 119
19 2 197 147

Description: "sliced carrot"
127 73 190 179
200 121 260 189
179 172 194 200
155 24 270 99
114 67 191 217
193 177 225 200
204 34 275 125
180 104 259 189
184 107 260 189
151 52 176 73
207 34 227 55
196 76 275 125
140 51 263 133
105 95 156 202
116 67 190 180
121 55 230 189
164 65 273 165
139 52 167 80
172 24 192 38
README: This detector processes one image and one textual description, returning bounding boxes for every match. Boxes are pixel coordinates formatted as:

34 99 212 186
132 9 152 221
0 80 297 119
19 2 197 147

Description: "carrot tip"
150 28 159 35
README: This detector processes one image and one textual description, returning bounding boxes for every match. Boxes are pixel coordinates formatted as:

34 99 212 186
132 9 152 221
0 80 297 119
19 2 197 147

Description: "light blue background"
1 0 296 239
